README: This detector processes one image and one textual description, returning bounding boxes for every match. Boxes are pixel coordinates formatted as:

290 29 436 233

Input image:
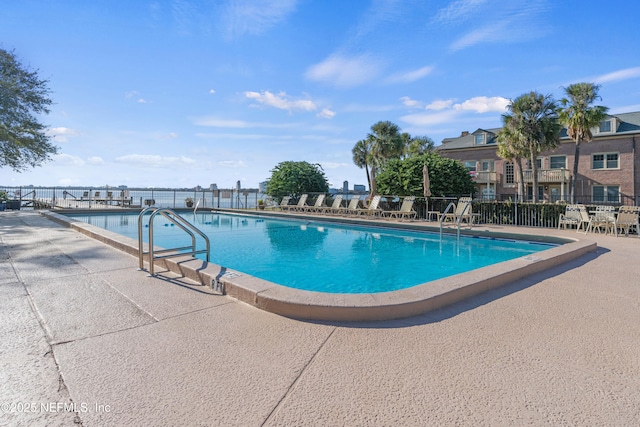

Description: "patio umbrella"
423 163 432 219
423 164 432 197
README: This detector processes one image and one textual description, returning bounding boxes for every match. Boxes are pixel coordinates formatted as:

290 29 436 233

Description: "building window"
480 160 494 171
592 153 619 169
481 185 496 200
599 120 612 133
593 185 620 203
505 162 514 185
474 134 485 145
550 156 566 169
464 161 476 172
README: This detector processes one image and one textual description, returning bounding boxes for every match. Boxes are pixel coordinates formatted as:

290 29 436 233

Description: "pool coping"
41 209 597 322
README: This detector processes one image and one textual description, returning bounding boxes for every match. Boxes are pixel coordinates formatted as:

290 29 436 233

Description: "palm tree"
405 135 435 158
500 92 562 203
352 139 372 192
558 83 608 203
497 124 526 199
366 121 404 195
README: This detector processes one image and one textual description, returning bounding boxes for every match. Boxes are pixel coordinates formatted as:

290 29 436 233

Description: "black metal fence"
0 186 265 210
2 186 637 229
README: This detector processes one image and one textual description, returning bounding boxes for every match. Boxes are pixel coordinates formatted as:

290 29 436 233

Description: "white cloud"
386 65 434 84
400 96 423 108
453 96 509 113
53 153 85 166
426 99 455 110
137 98 149 104
46 127 79 142
87 156 104 165
192 116 298 129
317 108 336 119
223 0 297 38
400 110 460 127
433 0 488 25
305 54 382 88
400 95 508 128
594 67 640 84
450 22 509 51
160 132 179 139
209 89 216 94
446 1 551 51
244 90 316 112
114 154 196 168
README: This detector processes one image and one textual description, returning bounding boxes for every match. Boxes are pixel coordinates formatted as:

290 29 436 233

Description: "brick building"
437 111 640 205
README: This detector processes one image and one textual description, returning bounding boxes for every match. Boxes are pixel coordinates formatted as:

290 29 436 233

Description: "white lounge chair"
355 195 382 217
301 194 326 213
278 196 292 210
382 196 416 221
336 196 362 216
442 197 476 225
318 195 344 215
287 194 309 212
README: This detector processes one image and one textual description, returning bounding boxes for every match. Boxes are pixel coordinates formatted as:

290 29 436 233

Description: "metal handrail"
137 208 210 276
439 200 471 240
439 202 456 238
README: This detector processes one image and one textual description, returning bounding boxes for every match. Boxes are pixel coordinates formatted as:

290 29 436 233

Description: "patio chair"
301 194 326 213
442 197 475 225
278 196 292 211
576 205 591 233
616 206 640 237
355 195 383 217
558 204 581 230
287 194 309 212
586 205 617 235
382 196 417 221
318 195 343 215
336 196 362 216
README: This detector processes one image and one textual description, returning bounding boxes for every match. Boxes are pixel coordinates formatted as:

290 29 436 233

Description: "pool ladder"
439 200 471 240
137 207 210 276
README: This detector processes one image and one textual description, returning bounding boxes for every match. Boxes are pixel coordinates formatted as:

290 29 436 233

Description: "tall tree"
405 135 435 158
497 119 527 199
352 139 372 191
558 83 608 203
0 48 57 171
500 92 562 203
366 120 404 195
265 161 329 201
376 152 476 197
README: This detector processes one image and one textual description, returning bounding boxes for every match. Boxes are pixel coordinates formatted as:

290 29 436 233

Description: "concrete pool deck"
42 208 595 322
1 210 639 425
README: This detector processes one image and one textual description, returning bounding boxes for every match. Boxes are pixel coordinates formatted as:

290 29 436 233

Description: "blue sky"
1 0 639 189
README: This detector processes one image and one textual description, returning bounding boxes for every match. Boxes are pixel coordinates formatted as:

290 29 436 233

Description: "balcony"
522 168 570 183
471 171 497 184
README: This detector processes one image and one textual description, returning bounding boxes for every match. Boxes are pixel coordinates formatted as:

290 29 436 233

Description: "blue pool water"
67 212 557 294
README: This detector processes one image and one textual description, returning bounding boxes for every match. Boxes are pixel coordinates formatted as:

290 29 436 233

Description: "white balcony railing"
522 168 570 183
471 171 497 184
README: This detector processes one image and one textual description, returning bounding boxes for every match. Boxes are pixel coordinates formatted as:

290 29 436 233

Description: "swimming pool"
66 211 556 294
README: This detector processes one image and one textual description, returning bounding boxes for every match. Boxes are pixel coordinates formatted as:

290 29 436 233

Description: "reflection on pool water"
67 212 557 294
